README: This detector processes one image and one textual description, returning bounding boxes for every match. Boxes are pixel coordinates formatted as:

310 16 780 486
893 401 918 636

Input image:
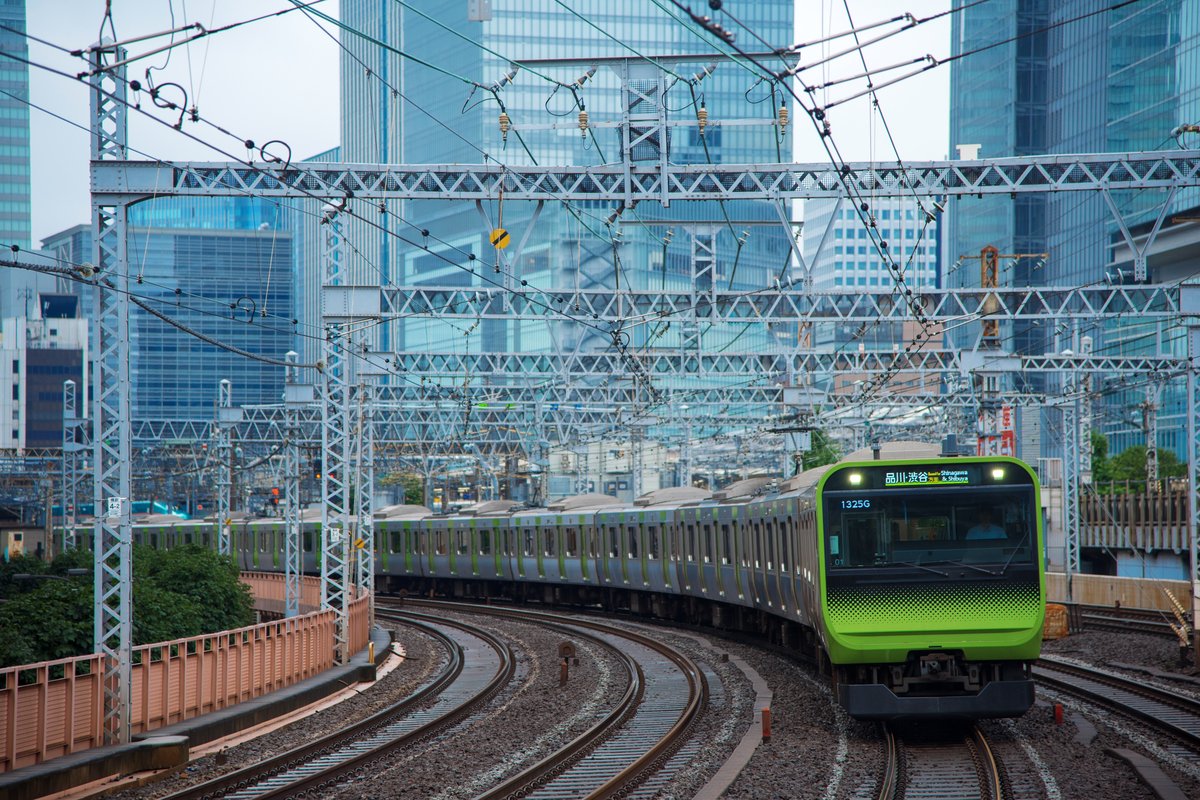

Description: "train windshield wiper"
926 559 1000 576
893 559 949 577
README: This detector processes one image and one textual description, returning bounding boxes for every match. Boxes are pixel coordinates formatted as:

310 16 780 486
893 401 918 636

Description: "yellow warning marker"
354 538 366 550
490 227 510 250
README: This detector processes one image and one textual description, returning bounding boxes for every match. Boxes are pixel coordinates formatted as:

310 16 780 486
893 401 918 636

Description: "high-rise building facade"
0 0 30 257
297 1 795 402
947 0 1200 459
43 197 295 420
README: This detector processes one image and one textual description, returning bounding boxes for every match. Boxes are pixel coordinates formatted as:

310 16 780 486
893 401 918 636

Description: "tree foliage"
380 471 425 505
0 545 254 668
1090 432 1185 491
800 429 841 472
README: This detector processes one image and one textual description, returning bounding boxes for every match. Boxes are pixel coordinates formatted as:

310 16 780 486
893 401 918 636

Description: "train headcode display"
883 469 971 487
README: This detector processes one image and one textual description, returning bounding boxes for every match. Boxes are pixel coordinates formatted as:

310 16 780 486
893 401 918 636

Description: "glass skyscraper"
298 1 795 397
948 0 1200 459
0 0 30 254
43 197 295 421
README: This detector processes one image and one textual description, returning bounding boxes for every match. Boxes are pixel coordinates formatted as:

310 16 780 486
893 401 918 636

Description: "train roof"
632 486 711 507
712 477 775 503
547 493 623 512
374 504 432 520
455 499 525 517
840 440 941 462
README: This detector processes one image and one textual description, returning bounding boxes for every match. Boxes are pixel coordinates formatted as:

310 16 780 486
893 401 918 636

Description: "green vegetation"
800 429 842 472
1090 432 1185 492
380 471 425 505
0 545 253 668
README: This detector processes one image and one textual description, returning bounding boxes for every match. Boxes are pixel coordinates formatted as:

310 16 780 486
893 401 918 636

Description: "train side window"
391 531 402 552
457 529 469 555
647 526 659 560
150 532 159 549
564 527 578 557
767 520 776 570
627 525 639 559
686 523 696 562
545 528 556 557
303 531 313 552
479 530 491 555
703 524 713 564
588 526 600 558
609 525 620 557
780 520 790 569
436 531 447 556
523 528 534 557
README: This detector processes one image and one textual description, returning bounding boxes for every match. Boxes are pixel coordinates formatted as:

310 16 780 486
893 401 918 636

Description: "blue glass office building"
43 197 295 420
948 0 1200 460
0 0 29 255
300 1 795 391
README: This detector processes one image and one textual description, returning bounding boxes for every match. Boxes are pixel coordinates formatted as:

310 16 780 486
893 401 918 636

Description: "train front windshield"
823 480 1038 576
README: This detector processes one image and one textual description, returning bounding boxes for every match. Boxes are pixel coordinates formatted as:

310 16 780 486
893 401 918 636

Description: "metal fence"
1 573 369 773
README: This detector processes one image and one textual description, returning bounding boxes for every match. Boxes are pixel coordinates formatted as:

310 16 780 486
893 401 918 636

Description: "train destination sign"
883 468 970 487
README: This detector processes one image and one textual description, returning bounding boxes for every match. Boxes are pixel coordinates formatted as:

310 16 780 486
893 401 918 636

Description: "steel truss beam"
375 284 1184 324
95 150 1200 203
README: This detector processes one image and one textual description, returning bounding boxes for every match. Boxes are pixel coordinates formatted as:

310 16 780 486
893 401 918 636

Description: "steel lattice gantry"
93 151 1200 203
89 45 134 746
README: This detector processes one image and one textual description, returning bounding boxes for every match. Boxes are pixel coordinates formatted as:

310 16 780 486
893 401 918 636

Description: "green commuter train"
64 444 1045 719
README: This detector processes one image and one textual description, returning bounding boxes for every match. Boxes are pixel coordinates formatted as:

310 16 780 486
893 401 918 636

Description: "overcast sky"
26 0 951 245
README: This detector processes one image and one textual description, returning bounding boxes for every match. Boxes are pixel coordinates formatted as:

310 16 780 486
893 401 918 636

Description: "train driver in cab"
965 507 1006 540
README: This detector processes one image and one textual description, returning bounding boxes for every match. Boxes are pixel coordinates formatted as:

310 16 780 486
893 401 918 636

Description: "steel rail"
1035 655 1200 755
403 599 708 800
164 612 511 800
877 724 1004 800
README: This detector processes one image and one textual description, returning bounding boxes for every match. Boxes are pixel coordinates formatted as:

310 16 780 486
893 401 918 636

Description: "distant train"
61 443 1044 720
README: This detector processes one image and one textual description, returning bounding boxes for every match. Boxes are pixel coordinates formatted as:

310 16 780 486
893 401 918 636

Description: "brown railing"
1 573 370 773
1080 488 1190 553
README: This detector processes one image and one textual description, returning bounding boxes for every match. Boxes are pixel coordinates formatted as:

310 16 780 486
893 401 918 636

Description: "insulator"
778 103 789 130
498 112 511 142
578 108 588 137
697 104 708 136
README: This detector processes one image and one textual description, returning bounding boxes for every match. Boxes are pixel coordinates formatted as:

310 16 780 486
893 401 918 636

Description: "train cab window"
627 525 639 559
303 531 313 552
564 527 578 557
523 528 535 557
703 525 714 564
647 526 659 560
686 523 696 562
608 525 620 558
544 529 556 557
479 530 491 556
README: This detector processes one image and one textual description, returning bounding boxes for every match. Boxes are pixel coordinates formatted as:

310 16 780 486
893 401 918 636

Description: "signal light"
312 458 322 481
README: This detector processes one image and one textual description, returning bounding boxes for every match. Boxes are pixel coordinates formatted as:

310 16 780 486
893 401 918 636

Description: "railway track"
877 724 1004 800
1079 604 1187 639
164 611 514 800
1034 655 1200 762
406 599 708 800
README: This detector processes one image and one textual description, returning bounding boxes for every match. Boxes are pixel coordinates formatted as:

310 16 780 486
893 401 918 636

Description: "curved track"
165 612 513 800
1079 604 1187 639
1035 655 1200 761
877 724 1004 800
403 600 708 800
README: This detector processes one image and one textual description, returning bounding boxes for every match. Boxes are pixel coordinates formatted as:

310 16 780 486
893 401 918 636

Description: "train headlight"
848 473 862 486
991 468 1005 480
